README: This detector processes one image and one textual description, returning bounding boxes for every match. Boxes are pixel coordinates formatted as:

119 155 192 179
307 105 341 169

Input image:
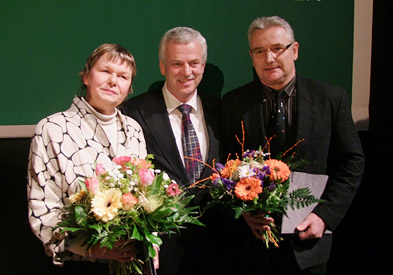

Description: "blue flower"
222 178 236 191
262 165 271 174
256 171 265 186
268 183 276 191
215 163 225 172
243 150 255 158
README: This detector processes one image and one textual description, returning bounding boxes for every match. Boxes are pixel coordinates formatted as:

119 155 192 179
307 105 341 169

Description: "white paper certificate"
281 171 331 234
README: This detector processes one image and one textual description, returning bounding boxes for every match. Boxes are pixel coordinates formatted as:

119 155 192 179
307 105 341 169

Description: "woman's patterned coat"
27 96 147 265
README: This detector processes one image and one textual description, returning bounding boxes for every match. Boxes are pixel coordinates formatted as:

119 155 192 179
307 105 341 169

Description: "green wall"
1 0 354 125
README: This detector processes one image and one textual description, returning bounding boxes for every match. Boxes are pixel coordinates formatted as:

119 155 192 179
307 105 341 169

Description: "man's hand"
296 213 326 240
243 212 275 241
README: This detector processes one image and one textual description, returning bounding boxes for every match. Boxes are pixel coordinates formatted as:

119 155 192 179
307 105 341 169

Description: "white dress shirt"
162 82 209 165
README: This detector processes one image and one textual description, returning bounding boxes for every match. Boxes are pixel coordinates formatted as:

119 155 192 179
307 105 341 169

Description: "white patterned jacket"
27 96 147 265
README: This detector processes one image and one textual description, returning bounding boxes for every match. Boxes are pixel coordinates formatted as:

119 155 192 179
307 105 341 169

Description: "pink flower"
122 192 138 210
166 183 182 196
95 163 105 176
85 177 100 194
113 156 132 167
139 168 155 186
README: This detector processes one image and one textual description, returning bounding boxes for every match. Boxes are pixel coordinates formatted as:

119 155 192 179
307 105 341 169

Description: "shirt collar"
162 82 199 114
262 76 297 97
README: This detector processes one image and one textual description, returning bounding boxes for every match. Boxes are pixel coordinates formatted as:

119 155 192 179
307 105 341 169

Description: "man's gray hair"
159 26 208 64
248 16 295 45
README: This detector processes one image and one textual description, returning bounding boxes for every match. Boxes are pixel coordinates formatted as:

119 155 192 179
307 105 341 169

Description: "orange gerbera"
265 159 290 182
234 177 262 201
220 159 241 178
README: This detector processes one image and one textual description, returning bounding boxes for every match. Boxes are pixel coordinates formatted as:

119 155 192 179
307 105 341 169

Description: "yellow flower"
69 189 87 203
91 189 123 222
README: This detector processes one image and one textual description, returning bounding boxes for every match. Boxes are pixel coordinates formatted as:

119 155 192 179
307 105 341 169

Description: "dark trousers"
222 219 327 275
263 239 327 275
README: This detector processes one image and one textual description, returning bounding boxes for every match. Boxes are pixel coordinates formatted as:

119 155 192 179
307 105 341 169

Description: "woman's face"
83 53 132 115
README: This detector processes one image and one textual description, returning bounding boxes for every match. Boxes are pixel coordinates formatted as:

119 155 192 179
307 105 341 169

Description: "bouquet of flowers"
206 147 320 248
57 155 203 274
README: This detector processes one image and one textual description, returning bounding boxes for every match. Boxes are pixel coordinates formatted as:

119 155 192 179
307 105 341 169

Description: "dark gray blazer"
221 75 365 269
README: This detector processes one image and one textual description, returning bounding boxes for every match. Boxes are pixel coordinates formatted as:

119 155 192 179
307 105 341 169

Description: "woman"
27 44 147 269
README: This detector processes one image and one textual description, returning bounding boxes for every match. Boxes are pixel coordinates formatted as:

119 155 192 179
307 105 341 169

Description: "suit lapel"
241 83 266 151
139 90 188 181
199 93 219 178
295 77 317 155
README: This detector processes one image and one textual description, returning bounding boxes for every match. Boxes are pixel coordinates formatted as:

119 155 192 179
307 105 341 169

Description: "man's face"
83 53 132 115
160 40 205 103
249 26 298 90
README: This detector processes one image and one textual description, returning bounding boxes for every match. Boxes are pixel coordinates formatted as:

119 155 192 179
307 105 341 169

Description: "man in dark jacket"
221 16 365 275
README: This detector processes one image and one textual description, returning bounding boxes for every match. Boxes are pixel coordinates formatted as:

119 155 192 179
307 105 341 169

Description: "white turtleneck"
81 97 118 154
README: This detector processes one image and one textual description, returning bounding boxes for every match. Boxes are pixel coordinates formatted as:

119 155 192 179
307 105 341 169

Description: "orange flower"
234 177 262 201
221 159 241 178
210 172 220 182
265 159 290 182
130 158 152 169
122 192 138 210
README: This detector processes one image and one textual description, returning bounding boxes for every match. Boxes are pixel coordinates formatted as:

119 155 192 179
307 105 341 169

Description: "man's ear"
292 41 299 61
159 62 166 76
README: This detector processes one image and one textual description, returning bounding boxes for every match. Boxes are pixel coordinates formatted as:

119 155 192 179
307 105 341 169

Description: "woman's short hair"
79 43 136 94
158 27 208 64
248 16 295 45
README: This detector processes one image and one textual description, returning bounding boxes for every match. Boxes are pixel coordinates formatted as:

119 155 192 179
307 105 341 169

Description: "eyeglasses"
250 43 293 58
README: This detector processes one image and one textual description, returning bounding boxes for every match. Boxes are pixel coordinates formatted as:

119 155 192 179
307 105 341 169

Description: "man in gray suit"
221 16 364 274
121 27 221 275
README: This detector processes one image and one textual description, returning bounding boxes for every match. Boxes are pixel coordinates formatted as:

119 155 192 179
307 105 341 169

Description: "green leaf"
181 194 195 206
288 188 323 210
145 231 162 246
74 205 87 225
131 225 143 241
79 179 87 192
60 227 84 233
149 173 163 195
148 244 156 258
233 208 243 219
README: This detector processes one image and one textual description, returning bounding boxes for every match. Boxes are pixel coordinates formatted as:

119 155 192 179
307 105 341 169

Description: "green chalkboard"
0 0 353 125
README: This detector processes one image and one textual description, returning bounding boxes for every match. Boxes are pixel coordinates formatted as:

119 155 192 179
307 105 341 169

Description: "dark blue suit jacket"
221 75 365 270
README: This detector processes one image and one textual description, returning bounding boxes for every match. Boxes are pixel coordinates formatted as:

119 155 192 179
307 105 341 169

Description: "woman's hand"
87 239 139 263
